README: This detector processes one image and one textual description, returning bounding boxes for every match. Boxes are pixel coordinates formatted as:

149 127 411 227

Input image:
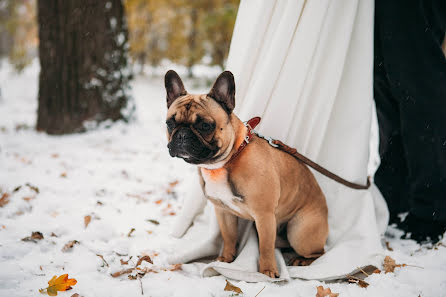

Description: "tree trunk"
37 0 133 134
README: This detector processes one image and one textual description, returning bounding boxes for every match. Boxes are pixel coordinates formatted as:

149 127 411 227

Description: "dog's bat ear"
208 71 235 114
165 70 187 108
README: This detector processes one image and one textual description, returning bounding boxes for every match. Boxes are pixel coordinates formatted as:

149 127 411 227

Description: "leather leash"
227 117 370 190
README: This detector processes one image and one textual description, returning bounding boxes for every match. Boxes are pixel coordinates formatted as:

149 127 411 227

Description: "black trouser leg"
374 0 446 223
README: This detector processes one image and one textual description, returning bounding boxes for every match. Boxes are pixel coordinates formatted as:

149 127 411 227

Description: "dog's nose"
176 128 190 144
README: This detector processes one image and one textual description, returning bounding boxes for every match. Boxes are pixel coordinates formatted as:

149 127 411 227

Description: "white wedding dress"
167 0 389 281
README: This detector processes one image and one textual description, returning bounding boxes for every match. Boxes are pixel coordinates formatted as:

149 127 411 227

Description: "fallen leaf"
23 196 36 202
347 276 369 288
316 286 339 297
50 232 58 237
385 241 394 251
39 274 77 296
84 215 91 228
126 193 148 203
71 294 82 297
120 257 132 265
224 280 243 294
383 256 406 273
60 172 67 178
26 183 40 193
146 230 153 235
51 153 59 158
111 268 134 278
154 199 163 205
62 240 79 252
167 263 182 271
127 228 135 237
136 255 153 267
22 231 44 242
146 219 160 225
96 254 109 267
372 268 381 274
0 193 10 207
167 180 179 194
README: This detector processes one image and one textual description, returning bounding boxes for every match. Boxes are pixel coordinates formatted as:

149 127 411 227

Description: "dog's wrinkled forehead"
167 94 212 123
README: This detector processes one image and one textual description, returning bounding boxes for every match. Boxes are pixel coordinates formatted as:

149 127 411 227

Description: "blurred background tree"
125 0 239 77
0 0 239 134
0 0 38 72
1 0 239 76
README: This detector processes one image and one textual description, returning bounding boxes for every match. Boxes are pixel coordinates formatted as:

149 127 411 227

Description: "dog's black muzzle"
168 127 216 164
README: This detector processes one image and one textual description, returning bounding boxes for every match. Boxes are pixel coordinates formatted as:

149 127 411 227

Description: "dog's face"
164 70 237 166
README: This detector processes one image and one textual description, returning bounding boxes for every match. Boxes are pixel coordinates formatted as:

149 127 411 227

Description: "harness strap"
271 139 371 190
227 117 370 190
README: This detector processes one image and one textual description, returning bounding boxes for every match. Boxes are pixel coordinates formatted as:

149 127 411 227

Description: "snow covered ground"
0 62 445 297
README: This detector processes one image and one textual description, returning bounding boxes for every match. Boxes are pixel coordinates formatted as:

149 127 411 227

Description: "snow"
1 61 445 297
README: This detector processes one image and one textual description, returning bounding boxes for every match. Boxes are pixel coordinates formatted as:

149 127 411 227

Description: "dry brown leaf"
372 268 381 274
111 268 134 278
25 183 40 193
23 196 36 202
22 231 44 242
224 280 243 294
84 215 91 228
316 286 339 297
154 199 163 205
385 241 394 251
136 255 153 267
383 256 406 273
120 257 132 265
347 276 369 288
60 172 67 178
96 254 109 267
51 153 59 158
168 264 182 271
167 180 179 194
127 228 135 237
62 240 79 252
0 193 11 207
146 219 160 225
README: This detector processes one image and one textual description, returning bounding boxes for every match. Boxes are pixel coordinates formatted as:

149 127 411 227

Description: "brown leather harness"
227 117 371 190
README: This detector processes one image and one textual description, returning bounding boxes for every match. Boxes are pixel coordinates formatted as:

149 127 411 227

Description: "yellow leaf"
40 274 77 296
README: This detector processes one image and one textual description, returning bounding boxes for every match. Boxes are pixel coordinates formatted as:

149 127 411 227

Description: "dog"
164 70 328 278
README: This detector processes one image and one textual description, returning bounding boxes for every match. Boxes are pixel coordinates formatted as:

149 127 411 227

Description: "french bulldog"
164 70 328 278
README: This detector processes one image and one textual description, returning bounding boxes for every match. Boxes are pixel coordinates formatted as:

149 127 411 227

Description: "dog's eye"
200 122 211 132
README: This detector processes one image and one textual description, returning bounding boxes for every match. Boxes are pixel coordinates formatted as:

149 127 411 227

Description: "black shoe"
399 213 446 244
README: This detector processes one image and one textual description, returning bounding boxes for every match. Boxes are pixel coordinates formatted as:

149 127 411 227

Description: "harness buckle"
244 136 250 144
268 137 279 148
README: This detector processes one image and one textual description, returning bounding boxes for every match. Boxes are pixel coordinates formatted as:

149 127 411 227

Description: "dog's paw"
216 255 234 263
261 268 279 278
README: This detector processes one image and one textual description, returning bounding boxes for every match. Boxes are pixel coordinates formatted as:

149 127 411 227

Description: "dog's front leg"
214 206 238 263
255 212 279 278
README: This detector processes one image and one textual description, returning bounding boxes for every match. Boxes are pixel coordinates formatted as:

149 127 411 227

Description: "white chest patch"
200 168 243 214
